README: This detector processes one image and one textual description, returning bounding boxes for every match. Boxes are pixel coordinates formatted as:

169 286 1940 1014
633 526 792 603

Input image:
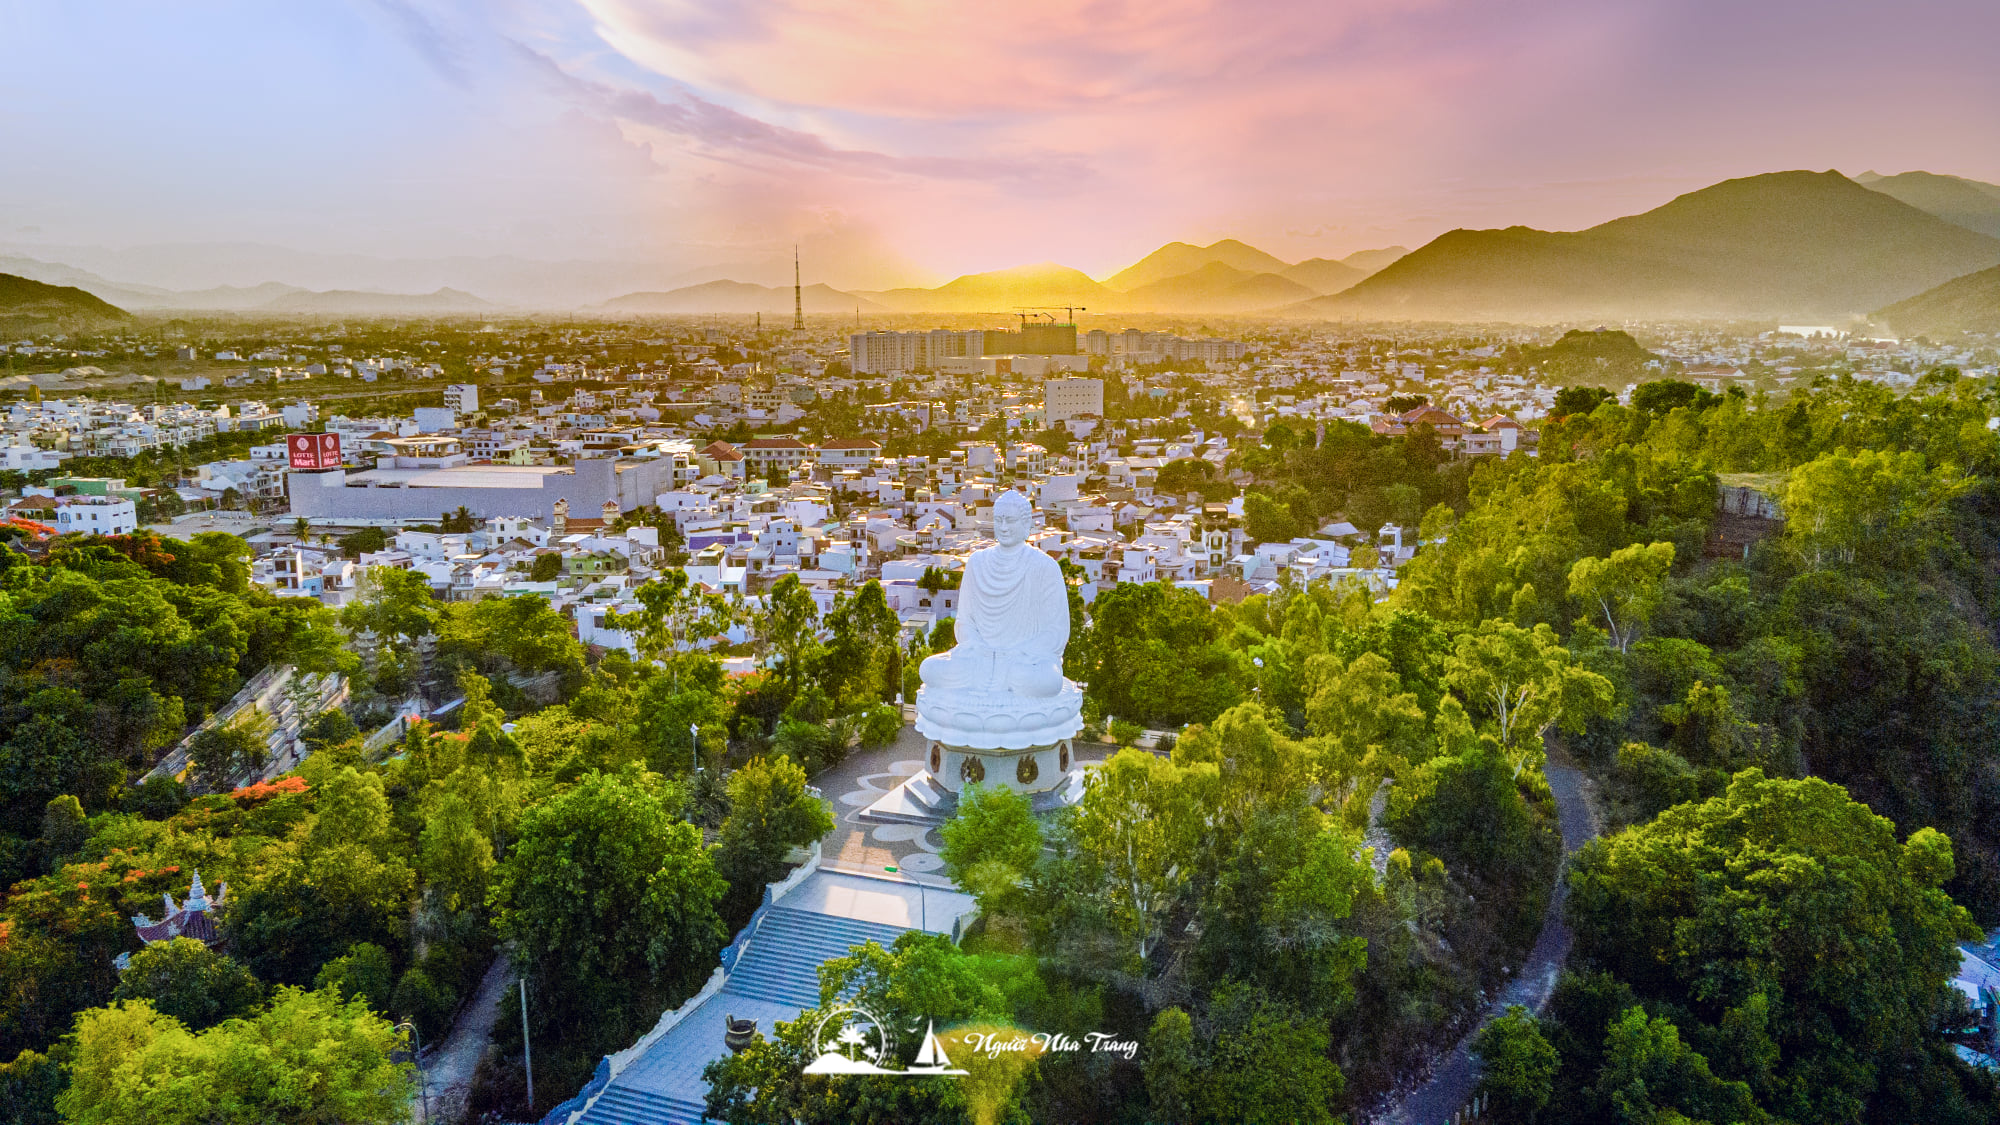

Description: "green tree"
111 938 263 1031
1552 385 1614 418
492 767 727 1003
1072 748 1207 958
1591 1007 1755 1124
714 756 833 911
1196 983 1343 1125
1567 541 1675 654
418 792 495 913
1082 581 1243 728
1567 770 1978 1121
313 941 395 1013
339 564 439 642
528 551 562 582
1144 1007 1195 1125
187 709 275 793
938 783 1043 916
0 1048 61 1125
38 795 87 863
59 990 412 1125
1444 619 1615 778
606 569 738 687
757 573 821 691
1473 1005 1559 1121
1301 651 1429 776
337 527 388 559
1244 492 1299 544
819 580 901 707
1780 447 1969 569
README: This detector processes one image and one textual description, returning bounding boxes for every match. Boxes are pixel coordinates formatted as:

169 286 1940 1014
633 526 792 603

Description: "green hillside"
0 272 130 327
1301 171 2000 322
1508 328 1663 385
1873 263 2000 336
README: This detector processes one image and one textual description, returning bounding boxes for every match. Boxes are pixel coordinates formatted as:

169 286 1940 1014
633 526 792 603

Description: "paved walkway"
416 956 511 1124
1375 760 1600 1125
813 725 950 873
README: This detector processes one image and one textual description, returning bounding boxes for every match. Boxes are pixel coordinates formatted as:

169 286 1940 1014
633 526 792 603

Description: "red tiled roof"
818 438 882 450
743 437 810 449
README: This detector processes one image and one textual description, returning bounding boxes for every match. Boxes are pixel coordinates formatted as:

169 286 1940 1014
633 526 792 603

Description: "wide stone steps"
576 1082 706 1125
720 908 908 1008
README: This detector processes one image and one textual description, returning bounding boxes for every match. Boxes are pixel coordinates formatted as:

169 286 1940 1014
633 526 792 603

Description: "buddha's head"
993 490 1033 548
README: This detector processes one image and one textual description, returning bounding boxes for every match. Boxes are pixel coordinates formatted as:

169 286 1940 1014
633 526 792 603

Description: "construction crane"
1009 306 1087 326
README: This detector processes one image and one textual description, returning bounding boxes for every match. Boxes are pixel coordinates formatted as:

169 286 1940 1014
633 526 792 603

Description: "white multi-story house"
54 496 137 536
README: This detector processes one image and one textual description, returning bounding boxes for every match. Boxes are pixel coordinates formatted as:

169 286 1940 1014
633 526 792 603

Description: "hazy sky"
4 0 1999 289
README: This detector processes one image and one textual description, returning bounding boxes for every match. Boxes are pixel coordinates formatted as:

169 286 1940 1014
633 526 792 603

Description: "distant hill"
1509 328 1662 385
257 287 495 315
864 263 1112 313
601 281 879 316
1115 262 1317 312
1279 258 1367 295
1857 171 2000 239
1873 264 2000 336
1105 239 1290 290
1341 246 1410 275
1299 171 2000 322
0 273 130 328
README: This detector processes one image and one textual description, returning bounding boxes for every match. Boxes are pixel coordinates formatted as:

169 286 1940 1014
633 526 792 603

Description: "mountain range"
1299 170 2000 322
8 168 2000 323
602 281 884 316
1857 171 2000 239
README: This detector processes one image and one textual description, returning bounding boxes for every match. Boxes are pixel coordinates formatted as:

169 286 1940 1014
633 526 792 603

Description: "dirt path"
415 957 511 1124
1374 760 1600 1125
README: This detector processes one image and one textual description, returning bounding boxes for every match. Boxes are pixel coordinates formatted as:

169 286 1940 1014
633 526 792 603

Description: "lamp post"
396 1020 429 1124
690 723 701 773
520 978 535 1112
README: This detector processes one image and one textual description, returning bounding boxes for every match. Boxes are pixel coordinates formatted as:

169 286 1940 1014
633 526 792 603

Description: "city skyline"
5 1 2000 293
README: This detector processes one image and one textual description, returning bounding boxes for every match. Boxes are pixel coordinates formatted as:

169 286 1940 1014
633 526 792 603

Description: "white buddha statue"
915 490 1080 748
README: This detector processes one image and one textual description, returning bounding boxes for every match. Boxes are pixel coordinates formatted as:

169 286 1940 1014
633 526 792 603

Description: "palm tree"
293 516 310 541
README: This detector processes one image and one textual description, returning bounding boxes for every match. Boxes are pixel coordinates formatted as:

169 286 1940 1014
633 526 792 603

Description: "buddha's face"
994 504 1031 547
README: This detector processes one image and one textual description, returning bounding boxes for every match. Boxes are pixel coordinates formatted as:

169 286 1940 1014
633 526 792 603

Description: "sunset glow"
4 0 1999 289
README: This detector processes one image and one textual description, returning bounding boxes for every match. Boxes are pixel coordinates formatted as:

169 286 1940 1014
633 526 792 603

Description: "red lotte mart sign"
287 432 342 470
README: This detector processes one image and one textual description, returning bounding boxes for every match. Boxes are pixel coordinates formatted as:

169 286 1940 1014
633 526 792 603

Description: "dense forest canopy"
4 370 2000 1122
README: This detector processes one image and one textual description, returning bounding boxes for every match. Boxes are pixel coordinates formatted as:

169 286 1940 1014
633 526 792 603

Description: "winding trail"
1374 759 1601 1125
414 956 512 1124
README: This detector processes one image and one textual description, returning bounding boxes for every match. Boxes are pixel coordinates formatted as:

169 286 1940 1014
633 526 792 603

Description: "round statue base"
925 738 1075 796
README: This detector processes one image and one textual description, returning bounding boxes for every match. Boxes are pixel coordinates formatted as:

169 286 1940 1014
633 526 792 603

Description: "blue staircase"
575 1084 704 1125
574 904 913 1125
720 907 909 1007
